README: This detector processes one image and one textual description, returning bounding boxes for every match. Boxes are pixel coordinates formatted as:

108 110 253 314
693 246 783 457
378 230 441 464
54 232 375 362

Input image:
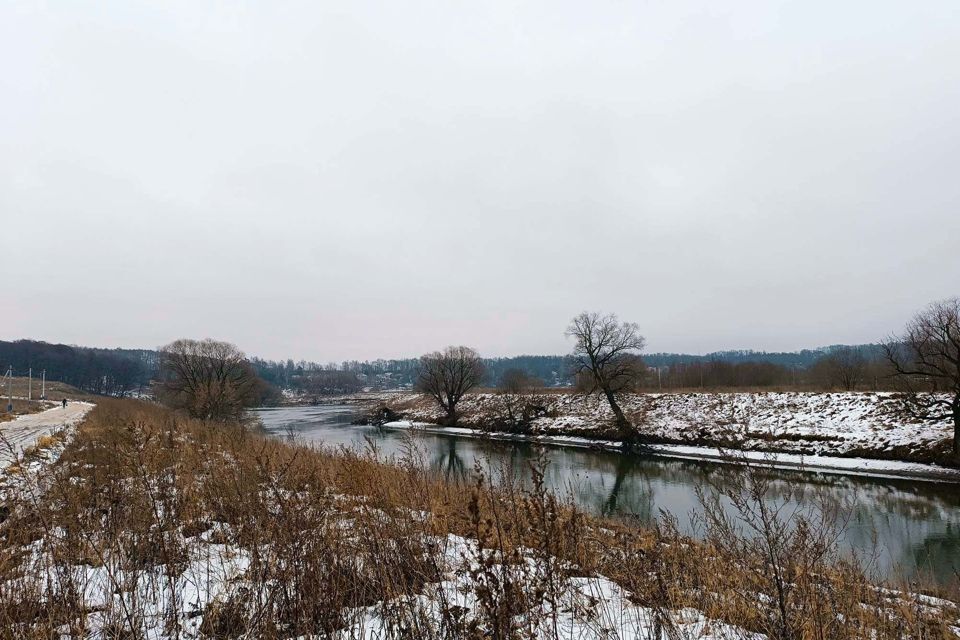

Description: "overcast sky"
2 1 958 362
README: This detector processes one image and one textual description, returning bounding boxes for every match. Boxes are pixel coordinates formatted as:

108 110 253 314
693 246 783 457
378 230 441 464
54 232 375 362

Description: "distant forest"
0 338 892 398
0 340 157 396
250 344 893 393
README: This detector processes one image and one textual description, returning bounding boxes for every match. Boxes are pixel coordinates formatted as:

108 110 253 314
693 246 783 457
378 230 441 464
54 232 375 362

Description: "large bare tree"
566 312 646 442
416 346 486 425
157 338 260 422
884 298 960 460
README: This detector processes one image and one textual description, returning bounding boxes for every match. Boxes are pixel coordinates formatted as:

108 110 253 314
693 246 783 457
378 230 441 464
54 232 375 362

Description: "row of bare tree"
149 298 959 459
416 299 960 458
653 352 890 391
415 312 647 441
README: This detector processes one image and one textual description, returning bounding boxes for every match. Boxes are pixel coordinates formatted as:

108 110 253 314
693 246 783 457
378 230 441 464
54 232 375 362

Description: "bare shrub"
695 456 847 638
493 369 545 433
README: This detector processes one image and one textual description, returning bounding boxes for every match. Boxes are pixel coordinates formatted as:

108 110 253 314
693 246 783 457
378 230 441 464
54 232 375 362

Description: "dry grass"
33 433 60 449
1 376 95 401
0 398 955 638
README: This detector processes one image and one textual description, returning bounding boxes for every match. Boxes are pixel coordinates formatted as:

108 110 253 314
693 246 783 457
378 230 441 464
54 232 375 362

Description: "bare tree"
813 347 866 391
416 346 486 425
497 368 541 395
495 368 543 431
884 298 960 460
566 312 646 442
157 338 261 422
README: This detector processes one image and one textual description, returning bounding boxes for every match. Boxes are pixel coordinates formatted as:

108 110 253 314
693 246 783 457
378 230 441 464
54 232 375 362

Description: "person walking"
62 398 67 409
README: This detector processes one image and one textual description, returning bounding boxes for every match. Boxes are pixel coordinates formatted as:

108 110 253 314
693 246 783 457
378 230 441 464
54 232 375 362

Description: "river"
255 404 960 588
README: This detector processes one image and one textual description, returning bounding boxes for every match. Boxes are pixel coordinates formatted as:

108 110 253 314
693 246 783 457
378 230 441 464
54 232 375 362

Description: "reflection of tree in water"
601 455 638 516
562 453 655 522
497 442 540 486
432 436 468 483
692 460 960 529
474 446 565 500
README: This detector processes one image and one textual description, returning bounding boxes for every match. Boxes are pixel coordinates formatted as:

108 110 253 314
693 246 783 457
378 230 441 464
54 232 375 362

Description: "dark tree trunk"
443 405 458 427
602 388 635 443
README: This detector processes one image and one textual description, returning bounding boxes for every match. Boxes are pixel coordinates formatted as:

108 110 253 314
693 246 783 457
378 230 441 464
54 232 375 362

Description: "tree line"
250 348 899 394
1 338 904 400
652 347 896 392
0 339 156 396
16 298 954 460
248 354 569 391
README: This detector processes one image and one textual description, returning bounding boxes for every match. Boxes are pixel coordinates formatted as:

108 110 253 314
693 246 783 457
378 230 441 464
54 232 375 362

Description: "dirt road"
0 402 92 468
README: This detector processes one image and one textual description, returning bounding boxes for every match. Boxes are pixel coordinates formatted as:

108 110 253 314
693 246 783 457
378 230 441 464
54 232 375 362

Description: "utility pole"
6 367 11 413
28 367 32 401
41 369 46 400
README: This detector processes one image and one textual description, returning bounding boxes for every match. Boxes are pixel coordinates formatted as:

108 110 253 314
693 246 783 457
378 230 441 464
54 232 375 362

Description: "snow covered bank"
380 391 958 470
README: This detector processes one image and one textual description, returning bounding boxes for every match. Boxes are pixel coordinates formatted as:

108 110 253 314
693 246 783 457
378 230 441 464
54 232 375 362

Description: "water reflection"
434 437 468 482
255 405 960 587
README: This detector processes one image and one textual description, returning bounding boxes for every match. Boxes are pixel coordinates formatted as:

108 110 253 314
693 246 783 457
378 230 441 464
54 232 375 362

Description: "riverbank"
258 403 960 586
3 398 958 638
351 390 960 477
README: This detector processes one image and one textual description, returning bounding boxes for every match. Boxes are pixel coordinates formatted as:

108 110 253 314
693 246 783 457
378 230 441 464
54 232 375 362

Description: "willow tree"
566 312 646 443
157 338 260 422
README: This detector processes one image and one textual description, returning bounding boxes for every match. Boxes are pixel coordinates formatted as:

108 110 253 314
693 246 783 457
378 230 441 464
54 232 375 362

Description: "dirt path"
0 402 93 468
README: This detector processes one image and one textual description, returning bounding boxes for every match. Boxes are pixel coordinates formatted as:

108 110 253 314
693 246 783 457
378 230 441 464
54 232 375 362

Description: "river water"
255 404 960 587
